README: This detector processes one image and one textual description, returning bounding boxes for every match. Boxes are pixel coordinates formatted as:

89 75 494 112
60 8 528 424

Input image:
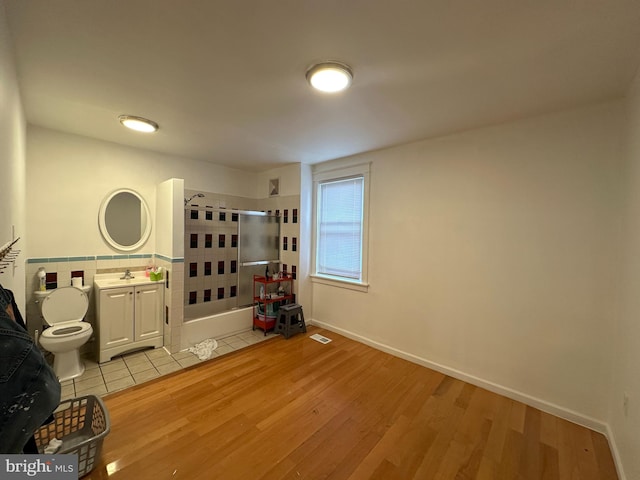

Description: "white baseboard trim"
310 319 627 478
605 423 627 480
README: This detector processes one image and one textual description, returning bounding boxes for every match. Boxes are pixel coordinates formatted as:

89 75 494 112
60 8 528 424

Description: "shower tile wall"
184 206 239 312
261 196 301 300
184 190 302 313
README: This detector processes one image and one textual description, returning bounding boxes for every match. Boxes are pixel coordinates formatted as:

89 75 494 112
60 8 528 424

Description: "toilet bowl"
37 285 93 382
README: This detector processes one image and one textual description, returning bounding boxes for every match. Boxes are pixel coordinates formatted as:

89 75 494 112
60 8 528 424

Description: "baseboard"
309 319 607 431
605 423 627 480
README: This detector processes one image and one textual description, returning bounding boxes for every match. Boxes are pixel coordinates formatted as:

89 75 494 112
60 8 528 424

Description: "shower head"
185 193 205 206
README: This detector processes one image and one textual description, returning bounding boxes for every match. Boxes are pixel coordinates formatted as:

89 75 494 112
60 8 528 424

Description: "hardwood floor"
85 327 618 479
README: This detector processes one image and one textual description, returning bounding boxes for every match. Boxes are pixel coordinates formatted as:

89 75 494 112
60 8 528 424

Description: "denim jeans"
0 309 61 453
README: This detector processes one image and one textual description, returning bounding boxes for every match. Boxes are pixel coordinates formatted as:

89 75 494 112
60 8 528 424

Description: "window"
313 162 369 290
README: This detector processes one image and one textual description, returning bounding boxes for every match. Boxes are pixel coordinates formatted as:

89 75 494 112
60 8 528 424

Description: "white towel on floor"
44 438 62 454
188 338 218 360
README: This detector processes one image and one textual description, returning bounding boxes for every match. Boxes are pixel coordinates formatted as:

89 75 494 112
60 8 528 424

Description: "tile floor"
59 329 278 401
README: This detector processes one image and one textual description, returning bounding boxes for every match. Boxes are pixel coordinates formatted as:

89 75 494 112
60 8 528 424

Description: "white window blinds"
316 176 364 280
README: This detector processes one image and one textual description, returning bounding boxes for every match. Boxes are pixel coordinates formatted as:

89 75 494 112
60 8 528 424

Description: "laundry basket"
34 395 110 477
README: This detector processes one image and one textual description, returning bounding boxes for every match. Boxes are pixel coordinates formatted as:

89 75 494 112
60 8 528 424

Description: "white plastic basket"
34 395 110 477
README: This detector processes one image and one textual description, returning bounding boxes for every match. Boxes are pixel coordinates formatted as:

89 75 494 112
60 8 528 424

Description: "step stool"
274 303 306 339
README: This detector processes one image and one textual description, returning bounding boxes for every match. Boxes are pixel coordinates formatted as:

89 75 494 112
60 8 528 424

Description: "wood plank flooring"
84 327 618 479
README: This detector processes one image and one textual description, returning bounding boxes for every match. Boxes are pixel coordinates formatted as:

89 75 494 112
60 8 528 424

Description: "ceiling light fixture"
306 61 353 93
118 115 159 133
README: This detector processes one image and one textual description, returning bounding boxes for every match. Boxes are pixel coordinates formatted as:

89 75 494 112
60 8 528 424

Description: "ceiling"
5 1 640 172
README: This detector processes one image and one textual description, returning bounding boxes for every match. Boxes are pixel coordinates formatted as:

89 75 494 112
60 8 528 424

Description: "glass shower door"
237 212 280 307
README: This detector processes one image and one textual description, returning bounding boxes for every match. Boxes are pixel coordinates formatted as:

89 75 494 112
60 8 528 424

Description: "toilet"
37 285 93 382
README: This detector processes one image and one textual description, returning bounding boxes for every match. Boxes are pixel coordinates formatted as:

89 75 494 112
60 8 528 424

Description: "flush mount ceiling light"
306 61 353 93
118 115 159 133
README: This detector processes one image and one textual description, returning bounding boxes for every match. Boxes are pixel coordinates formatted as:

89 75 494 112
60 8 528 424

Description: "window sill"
310 274 369 293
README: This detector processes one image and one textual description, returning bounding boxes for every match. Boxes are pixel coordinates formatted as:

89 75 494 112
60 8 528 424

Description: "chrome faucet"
120 269 134 280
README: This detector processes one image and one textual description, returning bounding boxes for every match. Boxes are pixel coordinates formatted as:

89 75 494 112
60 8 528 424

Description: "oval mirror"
98 189 152 251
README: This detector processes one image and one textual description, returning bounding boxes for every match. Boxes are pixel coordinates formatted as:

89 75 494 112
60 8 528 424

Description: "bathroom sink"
93 274 162 290
103 279 148 286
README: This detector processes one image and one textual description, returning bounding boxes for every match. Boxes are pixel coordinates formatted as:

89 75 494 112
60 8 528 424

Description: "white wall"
0 2 27 308
312 101 624 427
257 164 301 198
610 70 640 480
297 164 313 317
26 126 259 258
156 178 184 259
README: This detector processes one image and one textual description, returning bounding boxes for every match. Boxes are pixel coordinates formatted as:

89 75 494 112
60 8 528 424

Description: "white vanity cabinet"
95 277 164 363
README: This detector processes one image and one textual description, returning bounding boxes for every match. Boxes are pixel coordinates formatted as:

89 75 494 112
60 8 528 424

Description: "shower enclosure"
184 207 280 321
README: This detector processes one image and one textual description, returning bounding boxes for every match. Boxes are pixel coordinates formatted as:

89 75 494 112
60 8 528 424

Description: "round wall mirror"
98 189 152 251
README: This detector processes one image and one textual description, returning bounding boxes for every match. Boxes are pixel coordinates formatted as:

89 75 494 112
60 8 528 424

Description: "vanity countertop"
94 273 163 290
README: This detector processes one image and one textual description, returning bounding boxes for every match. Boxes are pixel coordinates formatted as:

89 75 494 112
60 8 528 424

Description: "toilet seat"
41 321 91 338
41 286 89 326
